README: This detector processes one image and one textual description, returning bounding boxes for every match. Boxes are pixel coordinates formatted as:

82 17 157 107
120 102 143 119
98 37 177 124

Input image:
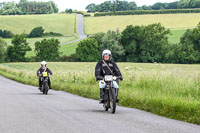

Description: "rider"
95 50 123 103
37 61 53 90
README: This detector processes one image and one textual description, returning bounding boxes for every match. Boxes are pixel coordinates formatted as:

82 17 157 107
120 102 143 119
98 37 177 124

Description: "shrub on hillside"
43 32 63 37
29 27 44 38
0 29 14 38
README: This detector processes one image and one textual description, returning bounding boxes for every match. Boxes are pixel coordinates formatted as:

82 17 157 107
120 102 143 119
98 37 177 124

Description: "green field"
0 14 76 36
168 29 186 44
85 13 200 43
0 62 199 124
3 36 78 57
60 42 78 56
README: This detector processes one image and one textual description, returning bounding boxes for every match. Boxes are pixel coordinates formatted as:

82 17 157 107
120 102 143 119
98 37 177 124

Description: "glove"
119 76 123 81
96 76 103 80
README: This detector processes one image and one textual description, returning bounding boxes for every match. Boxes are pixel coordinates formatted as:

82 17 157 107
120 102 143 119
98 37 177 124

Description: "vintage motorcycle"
102 75 118 114
40 72 49 95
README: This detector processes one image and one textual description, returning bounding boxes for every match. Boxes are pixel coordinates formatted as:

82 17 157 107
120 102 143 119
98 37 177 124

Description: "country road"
60 14 87 45
0 75 200 133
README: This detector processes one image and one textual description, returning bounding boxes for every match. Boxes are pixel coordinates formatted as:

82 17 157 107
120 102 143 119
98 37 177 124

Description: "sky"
0 0 178 12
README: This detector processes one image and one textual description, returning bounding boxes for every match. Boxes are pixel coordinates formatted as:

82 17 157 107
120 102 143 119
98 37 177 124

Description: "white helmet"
41 61 47 66
102 49 111 58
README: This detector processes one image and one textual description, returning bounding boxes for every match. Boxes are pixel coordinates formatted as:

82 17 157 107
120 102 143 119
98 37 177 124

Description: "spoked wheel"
103 101 109 111
103 92 109 111
43 82 48 95
110 89 116 114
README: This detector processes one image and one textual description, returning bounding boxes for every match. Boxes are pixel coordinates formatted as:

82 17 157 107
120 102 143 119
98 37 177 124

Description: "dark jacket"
95 60 123 80
37 67 53 76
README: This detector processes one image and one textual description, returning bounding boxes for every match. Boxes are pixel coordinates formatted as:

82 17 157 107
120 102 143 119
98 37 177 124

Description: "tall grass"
0 62 199 124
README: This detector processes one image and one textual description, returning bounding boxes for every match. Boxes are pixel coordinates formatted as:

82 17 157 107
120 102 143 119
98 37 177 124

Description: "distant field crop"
85 13 200 43
0 62 199 124
0 14 76 36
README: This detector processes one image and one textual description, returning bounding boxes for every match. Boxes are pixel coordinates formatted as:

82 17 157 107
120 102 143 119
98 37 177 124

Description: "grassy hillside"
0 62 199 124
0 14 76 36
85 13 200 43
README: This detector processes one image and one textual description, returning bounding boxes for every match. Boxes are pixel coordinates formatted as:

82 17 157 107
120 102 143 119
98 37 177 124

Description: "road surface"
61 14 87 46
0 75 200 133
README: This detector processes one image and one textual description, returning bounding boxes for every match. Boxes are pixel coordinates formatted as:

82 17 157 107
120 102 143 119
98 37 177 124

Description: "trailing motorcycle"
102 75 118 114
40 72 49 95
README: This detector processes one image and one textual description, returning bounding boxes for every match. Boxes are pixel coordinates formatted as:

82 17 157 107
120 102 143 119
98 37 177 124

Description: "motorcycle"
40 72 49 95
102 75 118 114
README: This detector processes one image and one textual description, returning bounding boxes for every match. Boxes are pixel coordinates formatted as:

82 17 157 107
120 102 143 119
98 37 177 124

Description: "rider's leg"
99 80 106 103
113 81 119 102
39 77 42 90
48 77 52 89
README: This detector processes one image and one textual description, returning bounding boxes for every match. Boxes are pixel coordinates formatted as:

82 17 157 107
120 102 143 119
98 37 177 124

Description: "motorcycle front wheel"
110 88 116 114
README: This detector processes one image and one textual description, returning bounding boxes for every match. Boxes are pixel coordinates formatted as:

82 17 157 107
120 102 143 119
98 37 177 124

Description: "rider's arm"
47 68 53 75
113 62 123 80
95 61 103 80
37 68 41 76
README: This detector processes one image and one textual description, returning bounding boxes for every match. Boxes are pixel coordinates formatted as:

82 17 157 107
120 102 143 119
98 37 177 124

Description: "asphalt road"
0 75 200 133
61 14 87 45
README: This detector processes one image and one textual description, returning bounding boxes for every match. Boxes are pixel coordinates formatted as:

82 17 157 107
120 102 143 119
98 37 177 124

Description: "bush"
0 29 14 38
43 32 63 37
29 27 44 38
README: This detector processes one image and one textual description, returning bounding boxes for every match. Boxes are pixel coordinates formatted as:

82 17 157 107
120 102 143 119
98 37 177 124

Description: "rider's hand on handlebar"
119 76 123 81
96 76 103 80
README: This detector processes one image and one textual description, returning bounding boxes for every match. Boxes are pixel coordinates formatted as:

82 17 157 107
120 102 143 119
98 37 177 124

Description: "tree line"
0 34 61 62
0 0 58 15
1 22 200 64
75 22 200 64
86 0 200 13
0 27 63 38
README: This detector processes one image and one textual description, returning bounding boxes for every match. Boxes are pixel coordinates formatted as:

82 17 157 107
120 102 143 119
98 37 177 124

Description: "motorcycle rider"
37 61 53 91
95 50 123 103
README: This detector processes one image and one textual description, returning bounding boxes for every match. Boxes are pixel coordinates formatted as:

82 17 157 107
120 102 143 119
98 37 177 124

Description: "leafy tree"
85 0 137 12
178 0 200 8
6 34 31 62
49 1 59 13
120 25 142 62
100 29 124 61
35 38 60 61
139 23 170 63
0 38 7 63
121 23 170 63
76 38 100 62
29 27 44 38
175 23 200 63
152 2 168 10
86 3 96 12
89 32 105 48
65 8 72 13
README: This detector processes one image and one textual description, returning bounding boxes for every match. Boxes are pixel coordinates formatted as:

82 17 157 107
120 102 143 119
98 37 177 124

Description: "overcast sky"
0 0 178 11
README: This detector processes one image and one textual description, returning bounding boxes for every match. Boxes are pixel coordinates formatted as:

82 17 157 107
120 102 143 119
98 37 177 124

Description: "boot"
99 88 104 104
116 88 119 103
38 86 42 92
